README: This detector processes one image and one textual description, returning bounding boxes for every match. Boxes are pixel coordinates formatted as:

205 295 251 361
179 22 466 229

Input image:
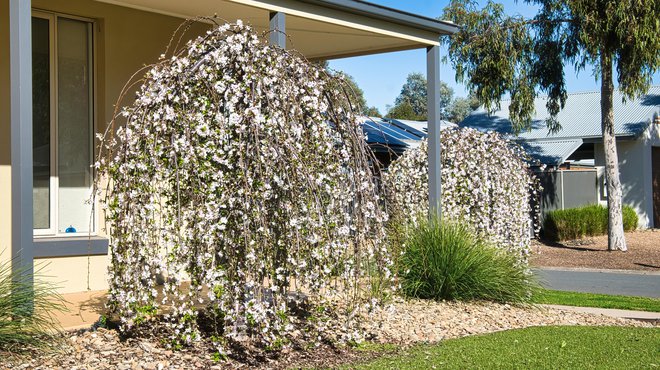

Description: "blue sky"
329 0 659 115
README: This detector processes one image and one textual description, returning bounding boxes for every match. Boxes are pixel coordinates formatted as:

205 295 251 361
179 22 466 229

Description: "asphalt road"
535 268 660 298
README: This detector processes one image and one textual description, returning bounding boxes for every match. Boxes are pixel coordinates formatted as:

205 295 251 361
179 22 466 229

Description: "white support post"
10 0 34 284
269 12 286 48
427 45 442 219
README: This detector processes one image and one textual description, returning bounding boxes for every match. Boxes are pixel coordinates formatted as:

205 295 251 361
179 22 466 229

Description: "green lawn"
532 289 660 312
351 326 660 369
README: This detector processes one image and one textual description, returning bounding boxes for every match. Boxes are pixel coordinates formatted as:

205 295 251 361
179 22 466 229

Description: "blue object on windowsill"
65 225 77 233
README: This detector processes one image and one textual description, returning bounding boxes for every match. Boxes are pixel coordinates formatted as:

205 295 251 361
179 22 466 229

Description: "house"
460 87 660 228
361 117 456 168
1 0 457 294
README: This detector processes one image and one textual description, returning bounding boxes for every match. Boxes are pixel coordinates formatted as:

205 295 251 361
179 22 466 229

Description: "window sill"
33 236 109 258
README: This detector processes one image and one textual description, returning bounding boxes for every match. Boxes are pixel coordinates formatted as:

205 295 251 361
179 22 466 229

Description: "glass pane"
32 17 51 230
57 18 93 234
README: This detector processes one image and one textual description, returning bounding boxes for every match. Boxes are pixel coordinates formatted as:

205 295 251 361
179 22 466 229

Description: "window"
32 12 95 236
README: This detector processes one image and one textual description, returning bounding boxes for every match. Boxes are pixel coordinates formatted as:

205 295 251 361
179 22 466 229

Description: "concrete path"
543 304 660 321
57 290 108 331
535 268 660 298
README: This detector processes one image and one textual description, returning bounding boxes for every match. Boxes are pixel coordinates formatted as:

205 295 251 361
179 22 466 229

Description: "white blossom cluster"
96 22 391 352
383 128 540 259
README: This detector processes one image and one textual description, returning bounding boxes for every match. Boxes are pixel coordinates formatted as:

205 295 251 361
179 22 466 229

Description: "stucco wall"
594 125 659 229
1 0 207 293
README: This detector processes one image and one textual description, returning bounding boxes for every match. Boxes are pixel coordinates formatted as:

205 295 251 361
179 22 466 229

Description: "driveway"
535 268 660 298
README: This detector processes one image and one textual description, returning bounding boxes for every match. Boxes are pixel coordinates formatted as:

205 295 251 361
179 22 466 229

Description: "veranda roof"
95 0 457 59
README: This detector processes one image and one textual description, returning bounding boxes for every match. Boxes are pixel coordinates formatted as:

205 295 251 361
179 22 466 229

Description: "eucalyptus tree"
443 0 659 251
393 72 454 119
448 95 480 123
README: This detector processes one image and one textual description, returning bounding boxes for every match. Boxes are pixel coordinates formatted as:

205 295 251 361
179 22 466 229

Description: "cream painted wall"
1 0 208 292
35 256 108 293
594 124 659 229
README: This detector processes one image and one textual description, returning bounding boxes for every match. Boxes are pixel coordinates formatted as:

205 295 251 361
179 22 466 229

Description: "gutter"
299 0 459 35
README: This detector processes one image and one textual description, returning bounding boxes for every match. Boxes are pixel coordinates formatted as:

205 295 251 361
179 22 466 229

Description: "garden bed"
4 299 655 369
530 229 660 271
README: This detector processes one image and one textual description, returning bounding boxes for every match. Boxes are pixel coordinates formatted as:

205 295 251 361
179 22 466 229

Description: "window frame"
32 10 98 238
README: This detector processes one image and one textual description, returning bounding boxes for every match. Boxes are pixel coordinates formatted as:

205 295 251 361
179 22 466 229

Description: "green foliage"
397 216 537 303
394 72 437 117
542 204 638 241
388 72 477 122
351 326 660 369
363 106 382 117
386 100 425 120
334 71 369 115
0 258 66 352
533 289 660 312
622 205 639 231
442 0 660 133
447 95 480 123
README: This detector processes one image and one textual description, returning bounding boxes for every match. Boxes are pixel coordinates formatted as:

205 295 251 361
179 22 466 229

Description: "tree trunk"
600 54 627 251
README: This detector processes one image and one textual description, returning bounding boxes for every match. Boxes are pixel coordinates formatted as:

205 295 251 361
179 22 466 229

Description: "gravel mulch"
531 229 660 271
3 299 655 369
361 298 655 345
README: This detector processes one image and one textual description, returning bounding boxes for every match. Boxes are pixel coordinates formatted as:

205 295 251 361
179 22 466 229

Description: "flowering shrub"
383 128 539 259
95 21 391 353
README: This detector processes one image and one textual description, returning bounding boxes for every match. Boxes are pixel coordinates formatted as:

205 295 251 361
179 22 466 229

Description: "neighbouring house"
361 117 456 168
1 0 457 294
460 87 660 228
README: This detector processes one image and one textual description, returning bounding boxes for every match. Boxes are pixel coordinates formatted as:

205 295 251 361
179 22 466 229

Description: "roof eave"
299 0 459 35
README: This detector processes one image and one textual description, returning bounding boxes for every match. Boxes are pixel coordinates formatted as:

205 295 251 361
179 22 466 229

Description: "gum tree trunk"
600 53 627 251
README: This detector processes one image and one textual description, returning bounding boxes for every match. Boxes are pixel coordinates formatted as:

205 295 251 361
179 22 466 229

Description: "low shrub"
0 258 66 352
622 206 639 231
542 204 638 241
397 216 537 303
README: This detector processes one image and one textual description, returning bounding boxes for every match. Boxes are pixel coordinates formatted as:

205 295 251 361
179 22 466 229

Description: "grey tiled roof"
460 86 660 140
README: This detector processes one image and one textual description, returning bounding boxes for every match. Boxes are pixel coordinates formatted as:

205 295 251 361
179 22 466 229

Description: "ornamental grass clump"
0 259 66 353
95 20 391 353
383 129 540 261
398 217 537 303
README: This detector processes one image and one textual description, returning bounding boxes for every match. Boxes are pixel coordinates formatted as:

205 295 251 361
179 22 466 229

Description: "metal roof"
360 117 435 153
310 0 459 35
518 139 584 166
386 118 457 134
460 86 660 140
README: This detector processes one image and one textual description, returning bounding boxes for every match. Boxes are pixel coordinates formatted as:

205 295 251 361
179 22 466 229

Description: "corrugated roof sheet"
460 86 660 140
387 118 457 134
519 139 583 166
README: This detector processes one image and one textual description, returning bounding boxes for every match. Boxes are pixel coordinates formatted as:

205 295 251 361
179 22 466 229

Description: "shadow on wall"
518 141 563 167
607 134 650 229
640 94 660 107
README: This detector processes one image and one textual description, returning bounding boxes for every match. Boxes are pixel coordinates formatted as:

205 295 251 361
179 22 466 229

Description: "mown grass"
350 326 660 369
542 204 638 241
532 289 660 312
